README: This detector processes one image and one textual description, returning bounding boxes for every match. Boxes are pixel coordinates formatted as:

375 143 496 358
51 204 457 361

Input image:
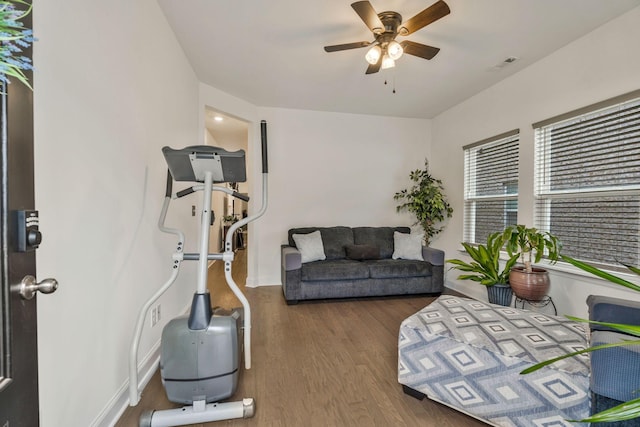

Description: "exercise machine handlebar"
175 186 250 202
261 120 268 174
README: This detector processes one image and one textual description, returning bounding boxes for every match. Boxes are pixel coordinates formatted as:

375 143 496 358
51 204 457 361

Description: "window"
534 90 640 267
464 130 519 245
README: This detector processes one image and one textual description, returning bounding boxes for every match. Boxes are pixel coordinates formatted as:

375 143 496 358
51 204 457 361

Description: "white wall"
431 6 640 317
33 1 199 426
256 108 432 284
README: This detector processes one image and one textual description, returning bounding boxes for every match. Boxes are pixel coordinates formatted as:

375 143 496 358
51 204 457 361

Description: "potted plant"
394 159 453 245
502 224 561 301
447 231 519 306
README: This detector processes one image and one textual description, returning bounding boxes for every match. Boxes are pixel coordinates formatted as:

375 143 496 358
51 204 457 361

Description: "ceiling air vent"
490 56 519 71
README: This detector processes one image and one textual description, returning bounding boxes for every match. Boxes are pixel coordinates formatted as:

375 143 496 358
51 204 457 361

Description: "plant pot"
508 266 550 301
486 283 513 306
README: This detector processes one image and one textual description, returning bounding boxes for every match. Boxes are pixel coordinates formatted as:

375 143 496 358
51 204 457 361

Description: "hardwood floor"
116 250 487 426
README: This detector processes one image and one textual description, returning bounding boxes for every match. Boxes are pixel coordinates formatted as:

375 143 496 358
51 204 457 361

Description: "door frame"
0 1 40 424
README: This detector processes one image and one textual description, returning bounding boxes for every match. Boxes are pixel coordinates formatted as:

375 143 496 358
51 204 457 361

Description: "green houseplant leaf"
521 339 640 375
571 396 640 423
447 232 519 287
562 255 640 293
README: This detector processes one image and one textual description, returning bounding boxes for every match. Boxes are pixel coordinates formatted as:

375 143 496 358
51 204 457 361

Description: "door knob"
17 275 58 300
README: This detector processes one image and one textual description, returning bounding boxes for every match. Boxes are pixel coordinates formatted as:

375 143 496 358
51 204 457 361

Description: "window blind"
464 131 519 245
534 95 640 267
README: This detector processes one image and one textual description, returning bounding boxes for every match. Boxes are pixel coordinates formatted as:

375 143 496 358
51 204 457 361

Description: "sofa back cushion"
353 227 410 259
288 226 354 260
344 244 380 260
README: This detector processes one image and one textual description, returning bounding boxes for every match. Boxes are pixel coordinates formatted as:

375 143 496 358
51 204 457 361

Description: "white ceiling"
158 0 640 120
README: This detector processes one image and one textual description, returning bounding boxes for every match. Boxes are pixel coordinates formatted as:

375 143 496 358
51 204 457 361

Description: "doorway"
205 107 251 268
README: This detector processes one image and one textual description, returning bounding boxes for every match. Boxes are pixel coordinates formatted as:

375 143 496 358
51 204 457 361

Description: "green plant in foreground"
394 159 453 245
0 0 33 90
521 255 640 423
447 231 519 286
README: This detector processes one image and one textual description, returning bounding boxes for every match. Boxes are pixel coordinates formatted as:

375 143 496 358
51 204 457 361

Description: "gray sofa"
281 226 444 304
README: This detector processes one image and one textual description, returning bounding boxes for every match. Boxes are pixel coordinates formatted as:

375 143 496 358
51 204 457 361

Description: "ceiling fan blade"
351 1 384 34
400 40 440 60
324 41 371 52
399 0 450 36
365 56 382 74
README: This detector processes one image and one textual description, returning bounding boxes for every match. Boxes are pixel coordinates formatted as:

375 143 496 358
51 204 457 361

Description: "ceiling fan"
324 0 450 74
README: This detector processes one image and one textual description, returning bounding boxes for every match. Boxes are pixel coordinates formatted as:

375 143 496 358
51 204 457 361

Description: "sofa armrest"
281 245 302 304
422 247 444 266
282 245 302 271
587 294 640 332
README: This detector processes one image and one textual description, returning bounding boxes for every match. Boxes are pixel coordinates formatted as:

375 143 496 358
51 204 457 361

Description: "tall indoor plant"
394 159 453 245
502 224 561 301
447 231 519 306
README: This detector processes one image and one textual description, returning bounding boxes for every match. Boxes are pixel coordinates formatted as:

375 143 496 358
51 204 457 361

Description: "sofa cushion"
352 227 410 259
345 244 380 261
366 259 431 279
289 227 354 260
301 259 370 281
292 230 326 263
392 231 424 261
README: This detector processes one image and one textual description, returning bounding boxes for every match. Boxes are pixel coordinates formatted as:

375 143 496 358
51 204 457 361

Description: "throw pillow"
344 244 380 261
292 230 326 263
392 232 424 261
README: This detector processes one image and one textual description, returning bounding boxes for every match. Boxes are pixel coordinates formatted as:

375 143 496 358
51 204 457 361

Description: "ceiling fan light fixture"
324 0 451 75
381 54 395 70
387 40 403 60
365 45 382 65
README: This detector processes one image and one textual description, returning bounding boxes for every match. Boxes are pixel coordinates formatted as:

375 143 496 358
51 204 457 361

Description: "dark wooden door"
0 3 47 425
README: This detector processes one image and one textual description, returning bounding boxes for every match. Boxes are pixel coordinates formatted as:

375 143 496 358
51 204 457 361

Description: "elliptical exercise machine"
128 121 269 426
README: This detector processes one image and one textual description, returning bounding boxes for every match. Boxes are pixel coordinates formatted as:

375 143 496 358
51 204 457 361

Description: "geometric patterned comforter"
398 296 590 427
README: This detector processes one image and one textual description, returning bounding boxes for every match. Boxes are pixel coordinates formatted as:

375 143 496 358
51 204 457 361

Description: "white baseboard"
90 340 161 427
246 277 281 288
245 276 259 287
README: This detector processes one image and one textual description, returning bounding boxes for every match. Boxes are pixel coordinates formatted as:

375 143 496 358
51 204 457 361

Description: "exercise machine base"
140 398 255 427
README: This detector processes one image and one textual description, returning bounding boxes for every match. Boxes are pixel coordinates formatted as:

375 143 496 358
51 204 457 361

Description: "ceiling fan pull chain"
382 77 396 93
